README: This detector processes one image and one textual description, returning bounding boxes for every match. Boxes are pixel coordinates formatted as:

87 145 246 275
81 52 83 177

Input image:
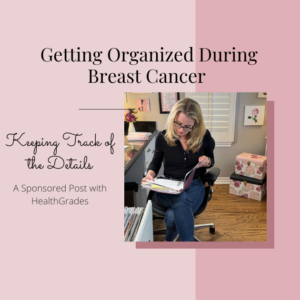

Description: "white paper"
145 179 184 191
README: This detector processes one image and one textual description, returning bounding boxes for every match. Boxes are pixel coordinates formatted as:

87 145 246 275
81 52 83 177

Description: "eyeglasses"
174 121 195 132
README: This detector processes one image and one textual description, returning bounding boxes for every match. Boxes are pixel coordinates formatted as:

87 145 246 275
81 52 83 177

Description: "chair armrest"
204 167 220 185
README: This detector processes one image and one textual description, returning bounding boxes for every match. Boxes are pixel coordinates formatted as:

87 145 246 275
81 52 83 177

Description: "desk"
124 129 158 207
124 130 158 174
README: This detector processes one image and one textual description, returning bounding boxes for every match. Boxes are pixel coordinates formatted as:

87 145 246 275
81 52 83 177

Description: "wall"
125 93 169 130
125 92 267 178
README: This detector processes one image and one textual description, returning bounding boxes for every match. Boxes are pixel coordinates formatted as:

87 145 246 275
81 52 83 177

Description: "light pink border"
136 101 274 249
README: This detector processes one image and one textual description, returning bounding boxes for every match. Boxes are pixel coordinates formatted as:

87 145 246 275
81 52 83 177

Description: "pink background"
194 1 299 299
0 1 298 300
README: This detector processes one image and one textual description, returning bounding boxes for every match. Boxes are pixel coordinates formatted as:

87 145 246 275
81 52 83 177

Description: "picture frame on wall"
158 92 180 114
136 98 150 112
258 92 267 98
244 106 265 125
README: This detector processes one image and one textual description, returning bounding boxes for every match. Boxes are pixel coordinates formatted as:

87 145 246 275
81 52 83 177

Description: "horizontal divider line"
79 108 127 110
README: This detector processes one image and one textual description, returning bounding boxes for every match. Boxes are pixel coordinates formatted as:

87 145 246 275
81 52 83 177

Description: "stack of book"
124 207 145 241
126 132 152 141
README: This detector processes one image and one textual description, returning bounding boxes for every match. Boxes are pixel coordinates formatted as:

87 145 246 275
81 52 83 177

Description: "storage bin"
229 172 266 201
235 152 267 180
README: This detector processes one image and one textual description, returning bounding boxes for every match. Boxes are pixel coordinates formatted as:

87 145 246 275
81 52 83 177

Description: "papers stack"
124 207 145 241
141 161 201 194
141 178 184 194
126 132 152 141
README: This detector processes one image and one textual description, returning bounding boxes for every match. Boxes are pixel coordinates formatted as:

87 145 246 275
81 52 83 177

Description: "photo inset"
124 93 267 242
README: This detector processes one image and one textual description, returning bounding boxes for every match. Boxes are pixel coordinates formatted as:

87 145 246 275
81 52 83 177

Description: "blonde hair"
165 98 206 153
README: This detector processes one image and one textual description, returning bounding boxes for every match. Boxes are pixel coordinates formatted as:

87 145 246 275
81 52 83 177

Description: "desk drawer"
134 200 153 242
144 136 156 170
145 143 155 157
145 152 154 170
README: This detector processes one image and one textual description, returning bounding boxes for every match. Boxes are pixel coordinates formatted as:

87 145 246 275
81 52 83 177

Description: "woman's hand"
197 156 211 168
142 170 156 182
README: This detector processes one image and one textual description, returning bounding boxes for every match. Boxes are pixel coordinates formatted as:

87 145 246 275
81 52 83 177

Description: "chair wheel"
210 227 215 234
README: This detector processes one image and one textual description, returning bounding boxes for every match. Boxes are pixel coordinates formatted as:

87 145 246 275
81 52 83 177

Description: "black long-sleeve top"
148 130 215 182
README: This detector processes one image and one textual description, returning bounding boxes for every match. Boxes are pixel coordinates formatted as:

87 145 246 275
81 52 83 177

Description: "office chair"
145 138 220 242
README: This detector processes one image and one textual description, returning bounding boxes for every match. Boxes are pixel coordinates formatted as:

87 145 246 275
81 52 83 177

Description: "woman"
142 98 214 241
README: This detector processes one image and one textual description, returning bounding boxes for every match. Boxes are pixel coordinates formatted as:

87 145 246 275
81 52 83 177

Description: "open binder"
141 162 201 194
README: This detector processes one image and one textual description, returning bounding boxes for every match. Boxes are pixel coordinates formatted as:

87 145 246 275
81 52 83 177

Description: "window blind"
185 92 237 147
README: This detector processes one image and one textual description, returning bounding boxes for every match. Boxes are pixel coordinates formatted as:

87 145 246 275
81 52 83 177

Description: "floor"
153 184 267 242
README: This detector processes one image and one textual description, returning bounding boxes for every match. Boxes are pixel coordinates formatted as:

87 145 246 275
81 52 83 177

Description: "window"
184 92 237 147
